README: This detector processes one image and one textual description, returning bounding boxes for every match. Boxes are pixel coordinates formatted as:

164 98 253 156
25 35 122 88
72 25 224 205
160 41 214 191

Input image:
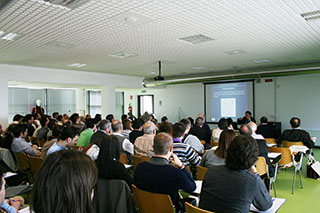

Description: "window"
87 90 102 117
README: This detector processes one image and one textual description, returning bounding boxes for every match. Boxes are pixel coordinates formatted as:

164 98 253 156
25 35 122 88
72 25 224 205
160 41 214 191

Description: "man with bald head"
281 117 314 148
134 121 156 157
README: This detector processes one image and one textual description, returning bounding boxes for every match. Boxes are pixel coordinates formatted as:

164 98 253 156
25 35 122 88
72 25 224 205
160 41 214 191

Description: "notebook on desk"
250 198 286 213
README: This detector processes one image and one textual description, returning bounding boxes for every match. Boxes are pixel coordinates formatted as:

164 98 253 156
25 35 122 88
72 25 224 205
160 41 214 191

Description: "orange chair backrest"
268 147 292 166
265 138 277 145
197 166 208 180
14 152 30 171
185 202 214 213
28 155 44 176
254 156 267 176
132 184 174 213
132 155 151 169
282 140 303 148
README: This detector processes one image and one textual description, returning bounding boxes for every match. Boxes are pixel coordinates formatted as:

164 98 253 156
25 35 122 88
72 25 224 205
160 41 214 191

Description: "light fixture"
109 52 138 59
225 50 247 55
192 66 207 70
69 63 87 67
251 59 273 64
179 34 214 44
38 0 89 10
1 32 23 41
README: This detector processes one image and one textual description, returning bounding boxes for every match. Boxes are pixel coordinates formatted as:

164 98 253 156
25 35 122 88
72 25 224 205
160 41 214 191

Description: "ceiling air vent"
39 0 90 10
179 34 214 44
301 10 320 22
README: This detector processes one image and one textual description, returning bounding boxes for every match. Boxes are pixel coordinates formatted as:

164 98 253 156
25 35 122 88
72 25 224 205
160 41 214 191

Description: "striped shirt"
172 138 201 166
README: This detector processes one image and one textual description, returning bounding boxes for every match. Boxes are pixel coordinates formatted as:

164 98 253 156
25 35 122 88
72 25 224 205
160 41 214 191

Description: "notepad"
250 198 286 213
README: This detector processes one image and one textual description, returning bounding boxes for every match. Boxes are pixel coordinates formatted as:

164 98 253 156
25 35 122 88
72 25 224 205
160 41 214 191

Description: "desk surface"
250 198 286 213
268 152 281 159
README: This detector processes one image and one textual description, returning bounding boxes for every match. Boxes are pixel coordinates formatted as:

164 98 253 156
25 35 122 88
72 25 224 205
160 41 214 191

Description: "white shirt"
113 132 134 155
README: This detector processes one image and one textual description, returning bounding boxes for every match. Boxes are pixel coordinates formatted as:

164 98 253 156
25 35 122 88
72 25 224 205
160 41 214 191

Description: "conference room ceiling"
1 0 320 78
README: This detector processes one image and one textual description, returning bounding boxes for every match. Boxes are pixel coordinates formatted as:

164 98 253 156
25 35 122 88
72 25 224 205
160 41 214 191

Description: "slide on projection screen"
204 81 254 123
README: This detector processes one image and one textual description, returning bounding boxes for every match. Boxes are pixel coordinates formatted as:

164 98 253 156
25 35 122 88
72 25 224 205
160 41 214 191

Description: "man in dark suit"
90 119 111 146
256 116 279 139
281 117 314 148
189 116 211 149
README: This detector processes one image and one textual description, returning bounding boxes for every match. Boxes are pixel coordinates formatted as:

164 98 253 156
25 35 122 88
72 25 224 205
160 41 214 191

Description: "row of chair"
14 152 44 180
132 184 213 213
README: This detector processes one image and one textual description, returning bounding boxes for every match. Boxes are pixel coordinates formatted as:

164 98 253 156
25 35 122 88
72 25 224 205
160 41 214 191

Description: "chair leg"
292 170 296 194
299 169 303 189
273 182 277 198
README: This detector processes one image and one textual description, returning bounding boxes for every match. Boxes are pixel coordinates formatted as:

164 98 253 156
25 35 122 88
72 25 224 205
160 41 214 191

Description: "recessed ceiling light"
179 34 214 44
46 41 77 49
147 72 157 75
110 11 154 27
251 59 273 64
109 52 138 59
225 50 247 55
192 66 207 70
69 63 87 67
1 32 23 41
38 0 89 10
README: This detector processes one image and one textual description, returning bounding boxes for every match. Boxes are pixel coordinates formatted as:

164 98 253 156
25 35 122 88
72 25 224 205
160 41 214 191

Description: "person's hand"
78 146 84 152
9 197 23 210
170 153 183 168
248 165 258 174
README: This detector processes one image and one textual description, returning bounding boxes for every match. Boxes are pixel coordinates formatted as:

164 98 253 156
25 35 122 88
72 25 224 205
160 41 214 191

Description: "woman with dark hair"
122 119 132 139
158 121 172 136
199 135 272 213
211 118 228 142
200 130 236 167
31 150 97 213
96 135 133 187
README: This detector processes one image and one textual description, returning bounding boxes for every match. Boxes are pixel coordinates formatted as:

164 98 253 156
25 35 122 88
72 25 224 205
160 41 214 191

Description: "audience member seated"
134 121 156 157
31 150 97 213
11 124 41 157
129 119 144 144
189 117 211 148
90 119 111 146
237 111 256 124
77 119 96 148
112 120 134 161
199 135 272 212
47 126 79 156
93 114 102 126
134 133 196 212
281 117 314 148
172 123 201 167
128 112 136 121
201 130 236 167
180 119 204 154
41 125 63 158
122 119 132 139
0 165 24 212
227 117 238 130
70 113 85 132
106 114 114 124
35 116 49 140
158 121 172 135
46 119 57 139
256 116 279 140
211 118 228 142
96 135 133 187
240 123 275 177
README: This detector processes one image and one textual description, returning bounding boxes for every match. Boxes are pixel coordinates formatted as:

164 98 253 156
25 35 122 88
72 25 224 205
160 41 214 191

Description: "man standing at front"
134 133 196 212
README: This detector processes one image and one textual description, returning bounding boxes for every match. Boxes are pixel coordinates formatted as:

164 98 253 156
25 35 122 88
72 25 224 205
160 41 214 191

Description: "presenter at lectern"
32 99 44 116
237 111 256 124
